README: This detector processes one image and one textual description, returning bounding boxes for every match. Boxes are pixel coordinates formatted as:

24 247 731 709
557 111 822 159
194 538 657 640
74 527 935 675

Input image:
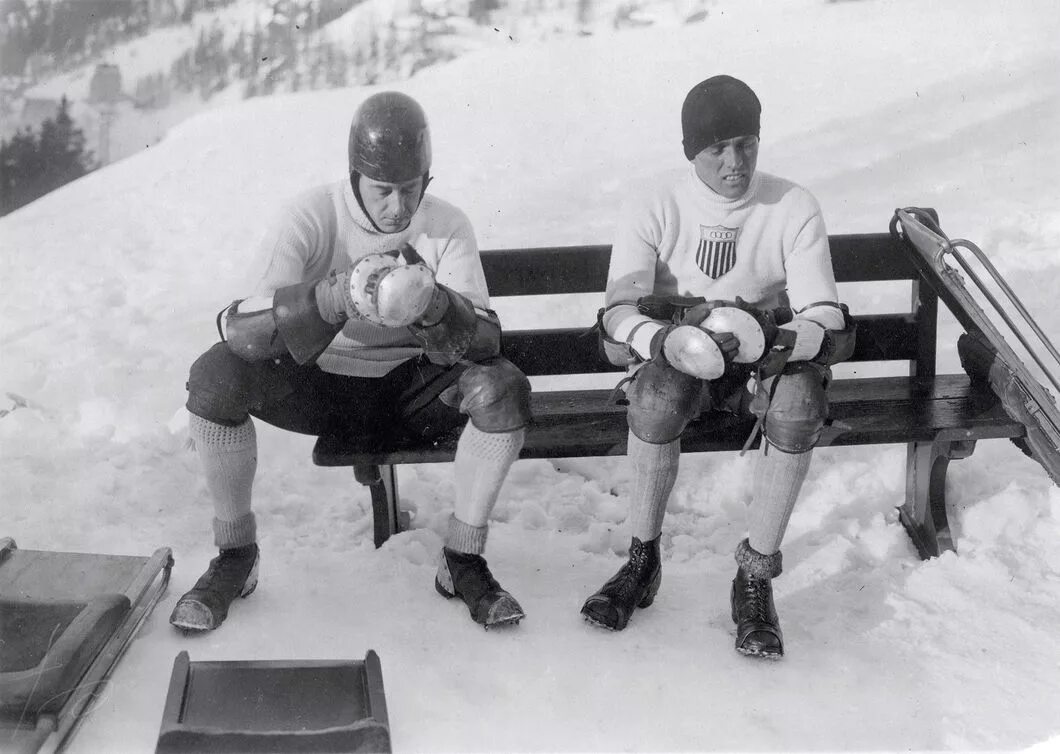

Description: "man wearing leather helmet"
172 91 531 632
582 75 855 658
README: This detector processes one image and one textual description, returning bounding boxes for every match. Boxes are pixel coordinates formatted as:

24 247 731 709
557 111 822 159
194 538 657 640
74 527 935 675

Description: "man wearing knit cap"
581 75 854 658
171 91 531 633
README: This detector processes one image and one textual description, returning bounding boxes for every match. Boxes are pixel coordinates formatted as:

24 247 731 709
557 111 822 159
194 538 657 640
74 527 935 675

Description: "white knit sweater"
604 167 845 359
250 178 489 377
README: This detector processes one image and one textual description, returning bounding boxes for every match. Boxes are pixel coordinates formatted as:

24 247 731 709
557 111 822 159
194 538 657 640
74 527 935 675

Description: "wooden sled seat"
1 594 131 718
0 538 173 753
156 651 392 754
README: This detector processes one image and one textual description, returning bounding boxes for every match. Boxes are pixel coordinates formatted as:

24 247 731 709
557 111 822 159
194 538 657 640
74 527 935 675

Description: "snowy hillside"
8 0 710 165
3 0 1060 751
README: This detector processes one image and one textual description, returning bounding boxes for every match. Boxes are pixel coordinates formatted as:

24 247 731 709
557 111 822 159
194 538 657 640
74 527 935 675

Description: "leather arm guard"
222 279 343 365
811 305 857 365
409 285 501 366
597 295 718 367
597 305 651 367
757 304 856 377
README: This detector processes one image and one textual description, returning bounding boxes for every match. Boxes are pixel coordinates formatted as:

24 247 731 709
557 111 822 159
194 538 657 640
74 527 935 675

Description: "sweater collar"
342 177 383 234
686 164 760 209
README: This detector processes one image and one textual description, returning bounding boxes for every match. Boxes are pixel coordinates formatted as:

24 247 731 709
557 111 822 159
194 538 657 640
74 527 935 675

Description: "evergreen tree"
0 129 42 215
0 97 95 216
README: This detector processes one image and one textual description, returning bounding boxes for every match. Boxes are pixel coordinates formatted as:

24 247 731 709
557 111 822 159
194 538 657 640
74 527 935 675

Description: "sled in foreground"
155 650 392 753
0 537 173 753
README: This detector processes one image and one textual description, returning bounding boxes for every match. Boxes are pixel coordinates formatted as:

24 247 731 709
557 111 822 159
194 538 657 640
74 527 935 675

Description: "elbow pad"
410 285 500 366
223 280 342 364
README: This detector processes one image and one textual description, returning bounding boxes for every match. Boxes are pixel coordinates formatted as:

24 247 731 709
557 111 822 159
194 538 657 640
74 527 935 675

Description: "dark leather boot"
581 535 662 631
170 543 259 632
731 538 783 658
435 547 525 629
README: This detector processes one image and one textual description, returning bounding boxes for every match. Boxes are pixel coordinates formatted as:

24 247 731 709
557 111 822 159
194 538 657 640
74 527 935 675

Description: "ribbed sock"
444 515 489 555
747 443 812 555
735 538 783 579
212 513 257 549
626 431 681 541
452 423 525 528
189 414 258 549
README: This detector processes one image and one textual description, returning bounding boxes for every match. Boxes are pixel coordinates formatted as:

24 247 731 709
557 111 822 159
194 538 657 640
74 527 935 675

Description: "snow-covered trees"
0 96 94 216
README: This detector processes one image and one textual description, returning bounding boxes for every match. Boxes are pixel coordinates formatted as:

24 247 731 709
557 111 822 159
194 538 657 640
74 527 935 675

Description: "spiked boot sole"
169 557 259 632
730 574 784 659
735 643 784 660
580 568 661 631
434 574 525 629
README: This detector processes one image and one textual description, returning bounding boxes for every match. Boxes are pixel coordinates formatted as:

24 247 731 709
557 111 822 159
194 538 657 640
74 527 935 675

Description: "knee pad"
762 364 828 453
186 342 254 425
458 357 532 432
625 359 702 444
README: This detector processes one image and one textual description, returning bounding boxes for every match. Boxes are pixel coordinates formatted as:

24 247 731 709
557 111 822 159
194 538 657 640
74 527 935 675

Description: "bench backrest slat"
479 233 917 297
479 230 937 378
501 313 922 376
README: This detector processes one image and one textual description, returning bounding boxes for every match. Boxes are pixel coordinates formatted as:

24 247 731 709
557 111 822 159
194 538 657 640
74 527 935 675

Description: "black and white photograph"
2 0 1059 751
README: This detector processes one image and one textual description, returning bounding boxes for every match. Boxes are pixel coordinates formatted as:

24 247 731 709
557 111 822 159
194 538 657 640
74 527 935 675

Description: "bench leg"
353 463 407 548
900 439 976 559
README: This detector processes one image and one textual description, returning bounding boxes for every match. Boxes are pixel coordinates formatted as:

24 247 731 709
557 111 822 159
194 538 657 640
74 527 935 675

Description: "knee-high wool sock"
626 431 681 542
450 423 525 551
747 443 813 556
189 414 257 549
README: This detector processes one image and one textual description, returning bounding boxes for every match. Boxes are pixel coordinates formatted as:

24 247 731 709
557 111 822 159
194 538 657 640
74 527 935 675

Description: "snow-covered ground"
3 0 1060 751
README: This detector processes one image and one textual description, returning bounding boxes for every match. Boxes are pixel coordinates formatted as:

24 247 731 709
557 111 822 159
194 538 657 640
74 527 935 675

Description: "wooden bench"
313 212 1026 558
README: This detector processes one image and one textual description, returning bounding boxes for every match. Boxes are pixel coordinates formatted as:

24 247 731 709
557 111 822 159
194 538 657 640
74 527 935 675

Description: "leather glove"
315 243 439 327
648 324 739 380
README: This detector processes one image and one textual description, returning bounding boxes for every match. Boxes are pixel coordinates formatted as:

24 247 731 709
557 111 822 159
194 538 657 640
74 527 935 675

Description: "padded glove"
681 297 780 364
315 243 438 328
649 324 739 381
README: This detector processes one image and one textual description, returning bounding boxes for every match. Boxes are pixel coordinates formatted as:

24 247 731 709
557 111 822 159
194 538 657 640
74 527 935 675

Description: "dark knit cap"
681 75 761 160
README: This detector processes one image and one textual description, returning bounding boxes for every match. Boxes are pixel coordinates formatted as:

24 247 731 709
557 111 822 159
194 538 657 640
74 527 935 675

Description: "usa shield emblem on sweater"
696 225 739 279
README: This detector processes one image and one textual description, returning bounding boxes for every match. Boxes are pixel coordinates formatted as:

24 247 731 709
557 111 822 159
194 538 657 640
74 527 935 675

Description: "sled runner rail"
0 541 174 753
892 208 1060 489
315 211 1040 558
893 207 1060 395
946 238 1060 393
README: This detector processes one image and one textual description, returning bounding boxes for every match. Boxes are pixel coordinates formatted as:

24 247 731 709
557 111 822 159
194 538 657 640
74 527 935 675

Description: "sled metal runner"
892 208 1060 488
0 538 174 753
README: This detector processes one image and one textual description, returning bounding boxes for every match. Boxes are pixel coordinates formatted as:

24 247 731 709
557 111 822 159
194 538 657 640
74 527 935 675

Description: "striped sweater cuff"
611 314 666 361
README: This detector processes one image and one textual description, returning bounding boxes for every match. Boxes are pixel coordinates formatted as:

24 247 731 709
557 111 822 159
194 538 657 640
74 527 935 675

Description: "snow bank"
2 0 1059 751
